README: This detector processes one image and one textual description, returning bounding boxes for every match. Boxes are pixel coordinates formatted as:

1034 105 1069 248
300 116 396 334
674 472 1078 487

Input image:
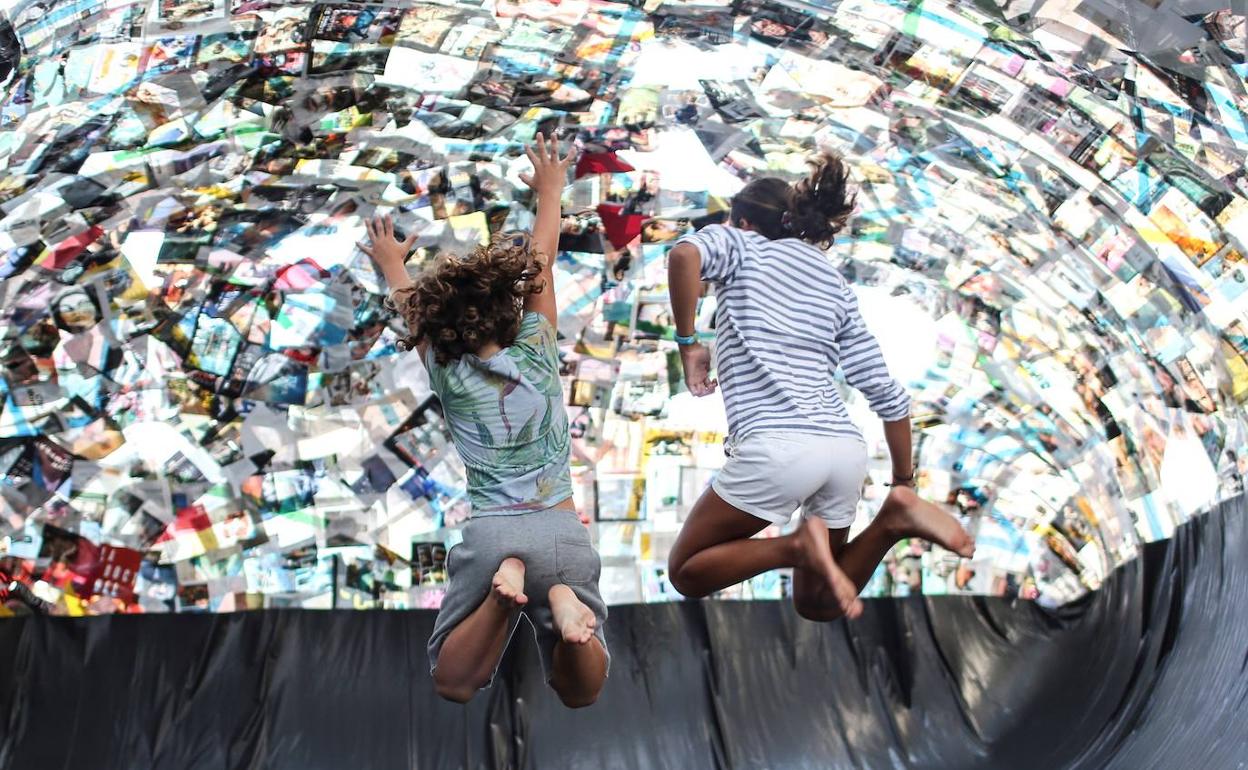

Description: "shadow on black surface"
0 497 1245 770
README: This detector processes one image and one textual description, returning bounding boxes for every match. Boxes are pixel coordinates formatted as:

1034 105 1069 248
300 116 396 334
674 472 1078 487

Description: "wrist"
887 471 915 488
536 185 565 201
380 262 410 285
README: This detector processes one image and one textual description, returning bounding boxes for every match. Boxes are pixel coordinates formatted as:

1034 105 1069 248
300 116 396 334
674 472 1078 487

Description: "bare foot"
791 517 863 620
549 584 597 645
492 557 528 607
879 486 976 558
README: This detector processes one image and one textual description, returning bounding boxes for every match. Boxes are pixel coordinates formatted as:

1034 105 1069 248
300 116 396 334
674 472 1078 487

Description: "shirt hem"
729 424 864 442
468 493 576 517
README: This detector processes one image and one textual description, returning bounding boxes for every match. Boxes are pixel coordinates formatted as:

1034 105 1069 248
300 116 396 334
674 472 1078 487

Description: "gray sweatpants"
428 506 610 688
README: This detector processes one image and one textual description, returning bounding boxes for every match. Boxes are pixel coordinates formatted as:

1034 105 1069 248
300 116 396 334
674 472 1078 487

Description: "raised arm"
518 134 575 327
359 214 425 356
360 214 416 291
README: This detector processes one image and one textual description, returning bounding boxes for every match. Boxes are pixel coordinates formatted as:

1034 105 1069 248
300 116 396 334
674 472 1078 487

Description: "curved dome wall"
0 0 1244 613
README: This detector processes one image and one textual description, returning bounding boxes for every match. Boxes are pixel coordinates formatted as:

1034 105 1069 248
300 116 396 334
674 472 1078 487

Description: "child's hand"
358 214 416 268
519 133 576 197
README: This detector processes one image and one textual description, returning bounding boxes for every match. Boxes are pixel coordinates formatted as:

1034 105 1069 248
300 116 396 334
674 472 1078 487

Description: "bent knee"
551 672 605 709
559 688 601 708
667 562 709 599
556 689 601 709
434 672 481 704
435 685 476 704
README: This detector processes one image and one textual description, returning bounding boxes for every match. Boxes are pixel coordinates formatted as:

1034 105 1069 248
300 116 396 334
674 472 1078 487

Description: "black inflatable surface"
1 497 1245 770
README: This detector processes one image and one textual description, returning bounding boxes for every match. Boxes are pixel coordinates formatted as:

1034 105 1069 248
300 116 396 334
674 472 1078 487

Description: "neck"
474 341 503 359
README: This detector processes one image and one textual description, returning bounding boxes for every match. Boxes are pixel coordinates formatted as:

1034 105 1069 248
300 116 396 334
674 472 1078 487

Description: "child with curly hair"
360 136 607 708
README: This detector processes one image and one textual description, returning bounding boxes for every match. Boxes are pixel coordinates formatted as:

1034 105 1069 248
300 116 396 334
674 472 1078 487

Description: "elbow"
866 388 910 423
876 400 912 423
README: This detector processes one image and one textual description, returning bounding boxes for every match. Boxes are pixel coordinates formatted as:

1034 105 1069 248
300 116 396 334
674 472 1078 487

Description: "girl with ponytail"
723 153 855 246
665 152 974 620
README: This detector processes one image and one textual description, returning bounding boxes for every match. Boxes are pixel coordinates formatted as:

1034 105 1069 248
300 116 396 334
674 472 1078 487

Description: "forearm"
531 186 562 277
882 418 914 480
668 243 702 336
378 260 413 293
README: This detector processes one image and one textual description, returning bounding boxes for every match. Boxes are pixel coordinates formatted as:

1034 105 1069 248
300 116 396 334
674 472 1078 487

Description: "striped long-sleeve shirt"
676 224 910 440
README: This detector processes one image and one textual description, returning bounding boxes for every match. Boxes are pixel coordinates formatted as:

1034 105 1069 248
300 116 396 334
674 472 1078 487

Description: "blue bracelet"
674 331 697 345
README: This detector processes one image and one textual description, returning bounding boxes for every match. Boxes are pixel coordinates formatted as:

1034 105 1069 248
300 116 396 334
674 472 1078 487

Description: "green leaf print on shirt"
422 312 572 514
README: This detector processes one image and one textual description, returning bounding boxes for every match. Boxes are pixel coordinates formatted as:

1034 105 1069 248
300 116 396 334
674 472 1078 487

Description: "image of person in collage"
360 136 609 709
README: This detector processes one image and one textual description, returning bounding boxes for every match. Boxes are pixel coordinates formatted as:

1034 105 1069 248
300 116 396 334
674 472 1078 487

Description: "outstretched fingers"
529 132 573 166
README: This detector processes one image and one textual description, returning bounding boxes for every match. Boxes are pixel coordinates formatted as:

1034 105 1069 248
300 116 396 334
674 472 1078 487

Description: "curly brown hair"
387 232 546 365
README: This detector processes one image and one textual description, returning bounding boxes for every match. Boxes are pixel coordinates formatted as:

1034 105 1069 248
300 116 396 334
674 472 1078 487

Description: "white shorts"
712 431 869 530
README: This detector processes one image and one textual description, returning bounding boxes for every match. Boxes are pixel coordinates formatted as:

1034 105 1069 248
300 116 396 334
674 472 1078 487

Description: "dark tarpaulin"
1 497 1246 770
